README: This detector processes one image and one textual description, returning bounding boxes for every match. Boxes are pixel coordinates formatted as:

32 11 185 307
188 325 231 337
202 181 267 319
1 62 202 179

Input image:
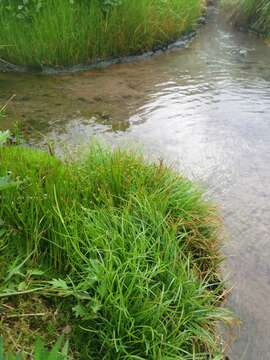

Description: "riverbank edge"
235 23 270 38
221 0 270 38
0 17 207 75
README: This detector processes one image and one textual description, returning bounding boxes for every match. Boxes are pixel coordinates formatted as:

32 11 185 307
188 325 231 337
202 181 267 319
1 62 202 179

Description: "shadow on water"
1 6 270 359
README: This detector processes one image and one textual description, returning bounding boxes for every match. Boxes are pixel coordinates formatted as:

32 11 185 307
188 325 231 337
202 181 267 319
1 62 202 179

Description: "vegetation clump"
0 336 69 360
223 0 270 35
0 143 232 359
0 0 203 68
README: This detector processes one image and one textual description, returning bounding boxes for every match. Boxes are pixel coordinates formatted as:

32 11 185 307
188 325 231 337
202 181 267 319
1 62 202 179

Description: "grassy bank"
0 0 203 68
0 143 232 358
223 0 270 35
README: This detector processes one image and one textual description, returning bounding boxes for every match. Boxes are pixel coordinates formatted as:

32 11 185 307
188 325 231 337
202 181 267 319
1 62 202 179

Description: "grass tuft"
0 144 232 358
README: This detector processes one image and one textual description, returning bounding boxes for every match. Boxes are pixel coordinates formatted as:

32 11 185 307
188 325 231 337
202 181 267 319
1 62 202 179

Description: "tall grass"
0 0 203 67
223 0 270 35
0 145 232 358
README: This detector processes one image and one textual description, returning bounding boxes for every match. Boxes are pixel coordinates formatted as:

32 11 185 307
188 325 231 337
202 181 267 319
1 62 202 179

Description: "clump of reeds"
0 0 203 67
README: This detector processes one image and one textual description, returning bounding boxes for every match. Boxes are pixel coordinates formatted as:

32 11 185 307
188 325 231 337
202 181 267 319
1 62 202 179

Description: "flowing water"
1 6 270 359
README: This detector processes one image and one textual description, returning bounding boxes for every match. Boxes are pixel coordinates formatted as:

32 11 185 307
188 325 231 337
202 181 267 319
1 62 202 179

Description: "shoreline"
0 25 204 75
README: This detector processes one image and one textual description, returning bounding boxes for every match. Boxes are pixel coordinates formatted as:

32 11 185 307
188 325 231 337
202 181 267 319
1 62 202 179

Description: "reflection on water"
1 6 270 360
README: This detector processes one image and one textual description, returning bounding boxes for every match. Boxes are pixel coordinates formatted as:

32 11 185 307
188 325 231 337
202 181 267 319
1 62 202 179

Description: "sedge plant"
0 144 233 359
0 0 203 67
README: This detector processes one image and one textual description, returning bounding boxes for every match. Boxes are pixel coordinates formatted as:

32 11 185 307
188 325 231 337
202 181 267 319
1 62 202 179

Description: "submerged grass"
222 0 270 35
0 0 203 67
0 144 232 358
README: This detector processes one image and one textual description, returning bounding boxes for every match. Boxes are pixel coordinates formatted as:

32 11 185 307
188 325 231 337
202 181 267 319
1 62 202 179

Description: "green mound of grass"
0 145 232 359
0 0 203 68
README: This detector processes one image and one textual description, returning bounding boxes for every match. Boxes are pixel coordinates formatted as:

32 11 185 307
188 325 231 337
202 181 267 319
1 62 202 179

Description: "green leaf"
72 304 88 318
27 269 45 277
47 336 63 360
17 281 27 291
62 340 69 358
34 338 45 360
0 336 4 360
91 300 102 314
49 278 69 290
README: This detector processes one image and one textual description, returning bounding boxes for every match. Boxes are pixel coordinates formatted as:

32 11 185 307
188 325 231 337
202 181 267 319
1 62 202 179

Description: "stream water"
1 6 270 359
